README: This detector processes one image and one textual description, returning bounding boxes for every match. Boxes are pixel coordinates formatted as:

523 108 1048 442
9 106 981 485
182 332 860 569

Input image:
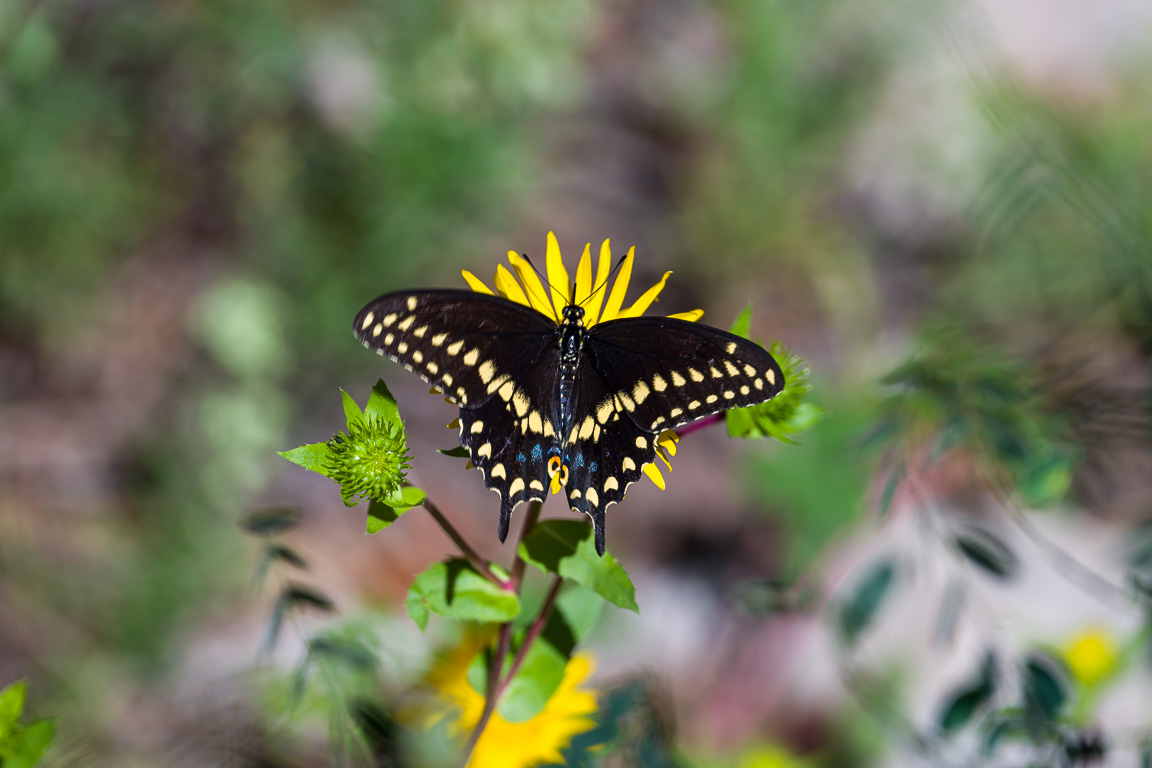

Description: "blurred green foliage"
4 0 1152 764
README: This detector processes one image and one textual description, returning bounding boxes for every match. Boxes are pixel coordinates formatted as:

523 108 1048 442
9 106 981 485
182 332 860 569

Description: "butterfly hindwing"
560 363 657 555
457 354 561 542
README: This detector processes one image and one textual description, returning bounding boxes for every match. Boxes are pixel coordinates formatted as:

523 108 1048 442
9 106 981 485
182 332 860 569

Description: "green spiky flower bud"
325 416 412 504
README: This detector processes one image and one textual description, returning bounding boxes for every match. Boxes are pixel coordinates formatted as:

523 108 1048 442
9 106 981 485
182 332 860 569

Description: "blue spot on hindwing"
574 453 585 468
531 444 542 462
589 462 598 473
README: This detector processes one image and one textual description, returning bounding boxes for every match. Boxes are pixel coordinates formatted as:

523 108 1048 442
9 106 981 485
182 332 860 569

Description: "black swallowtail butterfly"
353 286 784 555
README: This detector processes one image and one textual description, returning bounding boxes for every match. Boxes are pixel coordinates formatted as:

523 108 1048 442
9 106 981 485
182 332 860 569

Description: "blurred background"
3 0 1152 765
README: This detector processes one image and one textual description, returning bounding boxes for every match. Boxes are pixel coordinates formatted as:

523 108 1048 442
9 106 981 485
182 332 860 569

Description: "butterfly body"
354 289 784 554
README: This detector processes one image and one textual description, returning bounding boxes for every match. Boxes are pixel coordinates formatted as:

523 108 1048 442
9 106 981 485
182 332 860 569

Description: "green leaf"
268 543 309 570
939 684 993 734
1 718 55 768
954 527 1018 580
437 446 470 458
1023 654 1066 722
0 680 26 737
278 442 337 477
498 623 569 723
364 379 402 426
939 653 998 734
555 584 604 643
519 521 638 613
366 499 400 534
241 506 301 536
728 303 753 338
341 388 366 427
838 559 895 645
282 585 336 613
878 463 904 518
366 487 425 533
1016 452 1074 507
406 559 521 631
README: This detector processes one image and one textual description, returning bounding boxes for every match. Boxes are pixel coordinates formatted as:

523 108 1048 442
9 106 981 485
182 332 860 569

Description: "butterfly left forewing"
353 290 557 409
354 289 561 541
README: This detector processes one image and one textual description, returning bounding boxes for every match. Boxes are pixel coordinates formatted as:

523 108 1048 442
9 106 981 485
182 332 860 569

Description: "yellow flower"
421 635 599 767
463 232 698 492
1062 628 1118 687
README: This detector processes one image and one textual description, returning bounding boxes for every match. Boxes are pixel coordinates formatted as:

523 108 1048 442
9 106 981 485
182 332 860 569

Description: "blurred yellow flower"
1062 628 1118 687
739 744 807 768
464 232 700 494
422 636 599 767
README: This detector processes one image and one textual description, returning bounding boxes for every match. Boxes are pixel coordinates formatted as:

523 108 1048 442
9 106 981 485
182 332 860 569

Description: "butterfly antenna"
579 255 628 308
521 253 569 304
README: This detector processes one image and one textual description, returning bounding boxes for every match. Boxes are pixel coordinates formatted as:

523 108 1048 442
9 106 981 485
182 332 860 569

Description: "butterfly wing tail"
498 496 513 543
591 507 606 556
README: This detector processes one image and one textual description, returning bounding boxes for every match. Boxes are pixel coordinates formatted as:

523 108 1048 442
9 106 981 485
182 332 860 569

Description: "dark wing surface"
354 290 561 539
567 316 785 553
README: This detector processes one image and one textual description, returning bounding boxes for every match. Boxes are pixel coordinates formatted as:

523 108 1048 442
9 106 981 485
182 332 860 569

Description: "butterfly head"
561 304 585 327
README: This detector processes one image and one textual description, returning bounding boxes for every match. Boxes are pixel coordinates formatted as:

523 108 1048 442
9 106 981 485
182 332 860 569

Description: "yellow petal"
574 243 593 307
656 449 672 471
545 231 572 318
462 270 495 295
643 462 665 490
658 430 679 457
465 460 473 470
509 252 557 321
493 264 530 307
667 309 704 322
550 472 563 494
430 386 443 395
599 247 634 323
448 418 460 429
584 239 613 326
617 270 671 319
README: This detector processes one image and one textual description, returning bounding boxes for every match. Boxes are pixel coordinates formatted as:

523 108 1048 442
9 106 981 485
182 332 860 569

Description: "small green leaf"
364 379 402 426
366 499 400 534
268 543 309 570
555 584 604 643
838 559 895 645
283 585 336 613
278 442 337 477
878 463 904 518
241 507 301 536
0 680 26 736
406 559 521 631
1017 452 1074 507
308 637 378 671
341 388 366 426
1024 654 1066 722
366 487 425 534
1 718 56 768
519 521 638 613
437 446 471 458
939 652 998 734
954 527 1018 580
939 684 993 734
728 303 753 339
498 626 569 723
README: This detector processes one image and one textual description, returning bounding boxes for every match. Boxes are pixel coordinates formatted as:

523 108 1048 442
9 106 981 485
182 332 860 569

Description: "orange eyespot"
548 456 562 475
559 465 569 485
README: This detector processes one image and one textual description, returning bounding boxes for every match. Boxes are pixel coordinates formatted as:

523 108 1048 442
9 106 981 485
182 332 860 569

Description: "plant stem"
511 499 543 589
459 499 544 765
498 575 563 696
422 497 510 589
676 413 722 437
